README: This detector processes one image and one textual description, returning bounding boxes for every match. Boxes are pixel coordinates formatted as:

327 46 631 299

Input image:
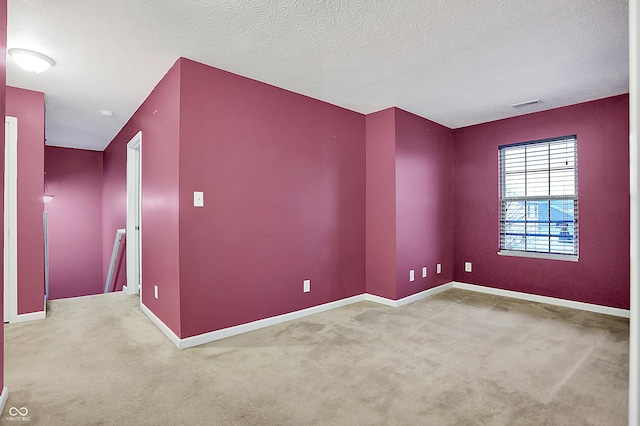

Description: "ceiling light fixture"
510 99 542 109
8 48 55 73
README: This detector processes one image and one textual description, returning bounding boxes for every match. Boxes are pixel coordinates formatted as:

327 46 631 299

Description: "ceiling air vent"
510 99 542 109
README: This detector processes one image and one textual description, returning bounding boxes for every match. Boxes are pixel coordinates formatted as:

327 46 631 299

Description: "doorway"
125 132 142 297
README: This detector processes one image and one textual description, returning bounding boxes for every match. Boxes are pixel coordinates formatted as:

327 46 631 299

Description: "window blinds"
499 136 578 256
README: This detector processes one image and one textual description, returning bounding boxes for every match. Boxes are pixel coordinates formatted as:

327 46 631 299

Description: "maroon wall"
6 86 45 315
394 108 455 298
101 130 127 294
365 108 398 299
101 55 630 343
177 58 366 338
365 108 455 300
103 60 182 334
453 95 630 309
45 147 104 299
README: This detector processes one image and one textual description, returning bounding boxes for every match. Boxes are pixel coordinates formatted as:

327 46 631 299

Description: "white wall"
629 0 639 424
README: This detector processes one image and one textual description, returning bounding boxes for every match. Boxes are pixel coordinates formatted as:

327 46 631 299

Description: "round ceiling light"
8 48 55 73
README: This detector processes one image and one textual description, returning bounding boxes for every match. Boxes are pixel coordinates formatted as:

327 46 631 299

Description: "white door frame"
125 132 142 296
4 116 18 323
629 0 639 423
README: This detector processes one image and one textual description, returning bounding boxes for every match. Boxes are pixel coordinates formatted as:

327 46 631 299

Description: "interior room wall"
177 58 366 338
102 60 182 334
44 146 104 299
394 108 455 298
6 86 45 315
453 94 630 309
365 108 398 299
101 54 630 342
365 108 455 300
101 133 128 295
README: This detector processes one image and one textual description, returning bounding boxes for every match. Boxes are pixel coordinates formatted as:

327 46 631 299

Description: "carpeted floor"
1 288 629 425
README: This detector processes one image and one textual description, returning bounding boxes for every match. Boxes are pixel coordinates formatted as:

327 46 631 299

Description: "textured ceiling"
7 0 629 151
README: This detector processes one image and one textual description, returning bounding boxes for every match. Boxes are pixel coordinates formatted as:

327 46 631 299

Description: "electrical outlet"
422 267 427 278
437 263 442 274
194 191 204 207
154 285 159 299
465 262 472 272
409 270 415 282
303 279 310 293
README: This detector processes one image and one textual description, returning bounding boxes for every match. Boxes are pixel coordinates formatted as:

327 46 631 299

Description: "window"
499 136 578 260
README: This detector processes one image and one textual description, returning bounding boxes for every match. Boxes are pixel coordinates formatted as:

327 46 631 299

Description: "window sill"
497 250 578 262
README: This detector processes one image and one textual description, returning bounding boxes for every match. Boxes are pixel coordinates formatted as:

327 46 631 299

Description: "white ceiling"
7 0 629 151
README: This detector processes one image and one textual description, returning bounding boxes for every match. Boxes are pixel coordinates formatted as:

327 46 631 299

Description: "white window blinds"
499 136 578 257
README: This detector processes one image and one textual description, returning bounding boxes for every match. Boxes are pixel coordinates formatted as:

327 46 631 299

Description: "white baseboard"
0 387 8 416
452 282 630 318
141 280 629 349
145 285 453 349
11 310 46 323
140 302 181 349
362 293 398 307
179 294 367 349
141 295 369 349
364 282 453 307
122 285 139 296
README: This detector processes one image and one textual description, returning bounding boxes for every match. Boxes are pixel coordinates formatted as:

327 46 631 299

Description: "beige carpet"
1 288 629 425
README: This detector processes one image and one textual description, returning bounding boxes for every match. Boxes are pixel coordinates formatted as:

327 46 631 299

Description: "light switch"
194 191 204 207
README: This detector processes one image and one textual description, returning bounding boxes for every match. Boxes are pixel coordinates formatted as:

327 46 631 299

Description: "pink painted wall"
6 86 45 315
102 60 182 334
1 0 6 389
365 107 455 300
365 108 398 299
394 108 455 298
177 58 366 338
453 95 630 309
45 147 104 299
101 55 630 343
101 131 127 294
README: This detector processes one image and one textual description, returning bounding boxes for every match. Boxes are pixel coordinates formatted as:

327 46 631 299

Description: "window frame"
497 135 579 262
